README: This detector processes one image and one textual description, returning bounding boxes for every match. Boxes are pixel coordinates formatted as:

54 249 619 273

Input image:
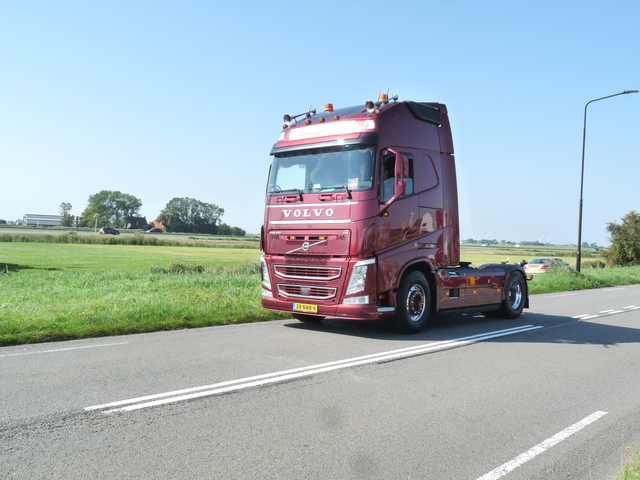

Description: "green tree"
59 202 74 227
218 223 231 235
80 190 142 228
602 210 640 266
158 197 224 234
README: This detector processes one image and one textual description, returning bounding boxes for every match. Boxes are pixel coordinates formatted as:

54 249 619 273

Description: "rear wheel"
292 313 325 323
394 271 431 334
498 272 525 319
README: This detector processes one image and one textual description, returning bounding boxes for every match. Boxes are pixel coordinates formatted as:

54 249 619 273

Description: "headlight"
260 255 271 290
345 258 375 295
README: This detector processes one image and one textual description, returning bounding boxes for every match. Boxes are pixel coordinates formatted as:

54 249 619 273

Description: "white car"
523 257 572 274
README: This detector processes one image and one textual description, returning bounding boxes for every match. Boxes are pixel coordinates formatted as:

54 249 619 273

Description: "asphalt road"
2 285 640 479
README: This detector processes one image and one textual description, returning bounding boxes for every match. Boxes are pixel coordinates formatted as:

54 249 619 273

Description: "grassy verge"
1 241 639 346
614 449 640 480
0 263 289 345
527 266 640 295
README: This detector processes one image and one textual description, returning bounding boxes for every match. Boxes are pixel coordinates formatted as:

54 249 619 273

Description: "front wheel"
498 272 525 319
393 271 431 334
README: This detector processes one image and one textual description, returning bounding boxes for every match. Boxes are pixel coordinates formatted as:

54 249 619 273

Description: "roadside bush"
602 210 640 267
0 232 258 249
582 259 606 269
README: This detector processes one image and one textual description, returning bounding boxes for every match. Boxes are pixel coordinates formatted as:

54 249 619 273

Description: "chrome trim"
277 284 337 300
267 202 359 208
270 219 351 225
377 307 395 313
274 265 342 281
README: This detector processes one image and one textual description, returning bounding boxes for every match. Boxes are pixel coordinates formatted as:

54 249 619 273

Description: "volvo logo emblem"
286 238 328 254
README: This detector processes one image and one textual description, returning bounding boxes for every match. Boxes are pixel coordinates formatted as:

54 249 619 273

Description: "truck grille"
268 230 350 256
277 284 337 300
274 265 341 281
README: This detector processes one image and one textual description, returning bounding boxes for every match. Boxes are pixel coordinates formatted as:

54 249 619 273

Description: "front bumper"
262 295 395 321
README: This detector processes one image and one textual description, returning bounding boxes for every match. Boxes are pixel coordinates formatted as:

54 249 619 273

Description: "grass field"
1 237 639 346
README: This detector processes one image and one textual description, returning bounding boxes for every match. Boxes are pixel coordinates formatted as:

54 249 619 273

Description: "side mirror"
394 152 409 197
379 148 408 216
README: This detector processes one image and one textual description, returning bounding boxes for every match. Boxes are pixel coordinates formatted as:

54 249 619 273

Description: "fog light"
343 295 370 305
262 288 273 298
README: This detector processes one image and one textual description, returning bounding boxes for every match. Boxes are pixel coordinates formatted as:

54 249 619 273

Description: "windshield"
268 145 375 195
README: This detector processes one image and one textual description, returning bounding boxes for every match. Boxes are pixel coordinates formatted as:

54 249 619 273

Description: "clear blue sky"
1 1 638 246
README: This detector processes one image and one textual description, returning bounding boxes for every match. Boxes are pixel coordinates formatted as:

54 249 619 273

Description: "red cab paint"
260 95 528 333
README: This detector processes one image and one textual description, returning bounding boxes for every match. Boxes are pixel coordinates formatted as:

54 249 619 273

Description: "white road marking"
476 411 608 480
0 342 129 358
86 325 543 413
573 305 638 321
545 293 575 298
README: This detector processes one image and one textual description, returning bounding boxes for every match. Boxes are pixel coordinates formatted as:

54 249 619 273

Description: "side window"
380 153 414 202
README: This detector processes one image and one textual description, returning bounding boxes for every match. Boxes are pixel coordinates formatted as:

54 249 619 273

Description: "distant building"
125 216 151 230
22 214 63 226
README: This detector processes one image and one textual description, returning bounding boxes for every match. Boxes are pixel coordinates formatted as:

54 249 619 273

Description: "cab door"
375 148 420 294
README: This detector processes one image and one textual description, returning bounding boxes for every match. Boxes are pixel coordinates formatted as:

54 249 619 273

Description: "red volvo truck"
260 94 528 333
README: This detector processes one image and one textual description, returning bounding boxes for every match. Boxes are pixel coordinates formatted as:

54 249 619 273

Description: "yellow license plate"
293 302 318 313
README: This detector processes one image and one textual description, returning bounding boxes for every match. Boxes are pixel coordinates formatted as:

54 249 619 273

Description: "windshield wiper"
321 185 352 199
276 188 303 201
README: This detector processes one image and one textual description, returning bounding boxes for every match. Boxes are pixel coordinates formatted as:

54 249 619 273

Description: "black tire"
393 271 431 334
292 313 325 323
498 272 525 319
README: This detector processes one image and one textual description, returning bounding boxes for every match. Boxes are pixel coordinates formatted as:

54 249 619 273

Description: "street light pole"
576 90 638 272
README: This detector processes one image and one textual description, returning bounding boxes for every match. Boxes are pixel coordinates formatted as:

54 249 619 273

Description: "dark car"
146 227 163 233
99 227 120 235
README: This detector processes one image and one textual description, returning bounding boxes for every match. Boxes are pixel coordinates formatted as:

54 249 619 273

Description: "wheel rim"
406 284 426 322
509 280 522 310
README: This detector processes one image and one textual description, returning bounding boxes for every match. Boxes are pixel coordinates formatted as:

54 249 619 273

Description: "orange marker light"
324 103 334 113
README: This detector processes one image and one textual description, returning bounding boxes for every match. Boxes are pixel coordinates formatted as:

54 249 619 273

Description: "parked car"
523 257 573 274
99 227 120 235
146 227 163 233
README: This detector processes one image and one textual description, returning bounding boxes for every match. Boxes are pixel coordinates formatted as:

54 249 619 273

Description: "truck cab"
261 95 528 333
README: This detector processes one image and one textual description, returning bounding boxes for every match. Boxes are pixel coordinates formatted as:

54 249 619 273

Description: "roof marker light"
324 103 334 113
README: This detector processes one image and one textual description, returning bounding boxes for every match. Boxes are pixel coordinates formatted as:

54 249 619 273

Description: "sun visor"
405 101 442 126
